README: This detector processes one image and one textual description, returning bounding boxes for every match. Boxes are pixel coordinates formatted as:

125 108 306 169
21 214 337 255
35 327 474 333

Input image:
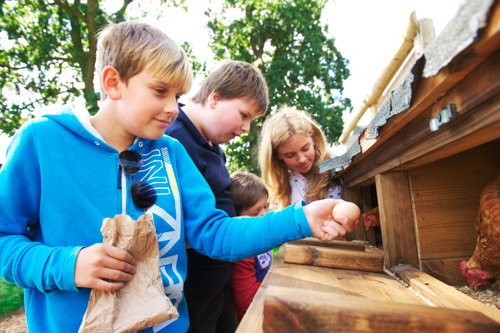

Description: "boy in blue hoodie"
0 21 357 333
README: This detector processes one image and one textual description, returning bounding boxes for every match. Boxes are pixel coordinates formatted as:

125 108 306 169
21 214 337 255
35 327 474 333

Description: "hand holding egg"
332 201 361 222
302 199 360 242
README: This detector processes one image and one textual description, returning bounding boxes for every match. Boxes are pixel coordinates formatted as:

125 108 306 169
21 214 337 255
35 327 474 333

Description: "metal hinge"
429 104 457 132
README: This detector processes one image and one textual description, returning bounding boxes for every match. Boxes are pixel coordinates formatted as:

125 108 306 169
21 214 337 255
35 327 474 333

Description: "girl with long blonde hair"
258 107 341 210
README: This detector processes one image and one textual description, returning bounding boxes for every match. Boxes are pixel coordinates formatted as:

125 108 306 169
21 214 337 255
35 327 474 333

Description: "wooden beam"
375 172 419 269
420 258 470 286
336 14 500 188
338 186 369 241
393 95 500 171
341 47 500 188
371 1 500 149
286 238 367 251
263 286 500 333
360 185 378 245
236 247 426 333
391 265 500 324
284 243 384 272
409 143 500 266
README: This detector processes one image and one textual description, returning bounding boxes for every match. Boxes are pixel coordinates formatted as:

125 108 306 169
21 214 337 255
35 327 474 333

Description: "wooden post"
375 172 419 269
360 185 378 245
341 186 367 241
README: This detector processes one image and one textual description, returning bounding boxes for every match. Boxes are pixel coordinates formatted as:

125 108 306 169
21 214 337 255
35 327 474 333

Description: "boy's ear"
101 65 122 101
208 91 220 109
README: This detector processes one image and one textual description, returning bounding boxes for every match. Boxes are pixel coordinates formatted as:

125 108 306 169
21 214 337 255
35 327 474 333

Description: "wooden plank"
236 247 427 333
375 172 419 269
261 247 346 292
346 91 500 188
284 243 384 272
334 269 424 304
341 186 367 241
392 265 500 324
263 286 500 333
287 238 367 251
236 247 346 333
393 97 500 172
409 143 500 205
360 185 378 245
339 45 500 188
421 257 470 286
409 142 500 262
414 201 478 259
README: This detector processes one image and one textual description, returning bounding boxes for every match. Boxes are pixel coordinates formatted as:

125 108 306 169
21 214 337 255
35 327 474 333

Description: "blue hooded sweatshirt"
0 107 313 333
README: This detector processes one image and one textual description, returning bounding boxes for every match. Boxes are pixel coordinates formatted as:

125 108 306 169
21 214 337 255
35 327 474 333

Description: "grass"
0 278 24 316
272 246 280 259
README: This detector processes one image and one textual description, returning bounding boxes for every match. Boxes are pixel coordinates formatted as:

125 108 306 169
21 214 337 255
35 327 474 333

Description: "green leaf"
206 0 351 172
0 0 188 136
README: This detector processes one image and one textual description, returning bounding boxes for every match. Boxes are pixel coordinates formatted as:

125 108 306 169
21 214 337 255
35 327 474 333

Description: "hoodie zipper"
117 164 128 215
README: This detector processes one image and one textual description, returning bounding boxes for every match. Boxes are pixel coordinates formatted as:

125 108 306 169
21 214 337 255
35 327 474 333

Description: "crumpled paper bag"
79 214 178 333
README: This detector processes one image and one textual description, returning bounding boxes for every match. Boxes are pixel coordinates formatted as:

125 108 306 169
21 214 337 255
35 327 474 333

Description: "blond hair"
258 107 333 210
230 171 268 215
191 60 269 116
96 21 193 100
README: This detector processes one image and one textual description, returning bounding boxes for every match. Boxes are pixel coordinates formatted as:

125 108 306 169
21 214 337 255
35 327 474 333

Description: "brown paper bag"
79 214 178 333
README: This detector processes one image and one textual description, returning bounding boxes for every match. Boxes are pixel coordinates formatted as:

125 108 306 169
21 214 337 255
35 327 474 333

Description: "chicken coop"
236 0 500 331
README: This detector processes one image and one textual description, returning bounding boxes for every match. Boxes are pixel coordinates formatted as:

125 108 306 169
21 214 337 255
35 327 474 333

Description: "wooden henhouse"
237 0 500 331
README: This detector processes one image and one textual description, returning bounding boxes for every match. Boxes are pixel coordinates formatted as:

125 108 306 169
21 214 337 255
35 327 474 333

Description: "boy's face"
239 195 269 217
118 69 183 141
203 95 260 145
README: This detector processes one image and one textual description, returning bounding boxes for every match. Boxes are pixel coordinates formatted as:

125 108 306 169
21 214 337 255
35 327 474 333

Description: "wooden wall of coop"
323 0 500 287
236 2 500 331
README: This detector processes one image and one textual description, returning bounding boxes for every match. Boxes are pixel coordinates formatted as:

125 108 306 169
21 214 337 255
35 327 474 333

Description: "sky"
0 0 463 163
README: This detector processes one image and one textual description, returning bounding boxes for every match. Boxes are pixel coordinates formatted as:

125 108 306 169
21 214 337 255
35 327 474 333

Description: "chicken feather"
461 174 500 290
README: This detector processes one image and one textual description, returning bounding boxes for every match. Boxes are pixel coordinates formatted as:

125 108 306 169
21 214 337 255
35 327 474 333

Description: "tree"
206 0 351 175
0 0 194 136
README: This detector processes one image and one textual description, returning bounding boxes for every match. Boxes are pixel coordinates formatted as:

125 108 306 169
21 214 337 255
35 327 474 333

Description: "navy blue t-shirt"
165 106 234 285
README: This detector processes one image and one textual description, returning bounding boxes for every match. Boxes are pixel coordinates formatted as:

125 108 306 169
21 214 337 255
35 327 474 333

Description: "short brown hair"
230 171 269 215
191 60 269 115
96 21 193 100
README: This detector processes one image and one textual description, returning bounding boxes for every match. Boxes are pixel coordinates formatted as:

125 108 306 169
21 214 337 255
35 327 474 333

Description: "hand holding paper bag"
79 214 178 333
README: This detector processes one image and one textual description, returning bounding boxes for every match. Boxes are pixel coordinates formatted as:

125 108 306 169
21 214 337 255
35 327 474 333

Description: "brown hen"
460 174 500 290
362 207 380 230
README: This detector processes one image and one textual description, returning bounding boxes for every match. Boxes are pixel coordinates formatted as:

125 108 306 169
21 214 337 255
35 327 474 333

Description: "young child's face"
276 134 316 175
204 96 260 145
240 195 269 217
118 69 183 140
